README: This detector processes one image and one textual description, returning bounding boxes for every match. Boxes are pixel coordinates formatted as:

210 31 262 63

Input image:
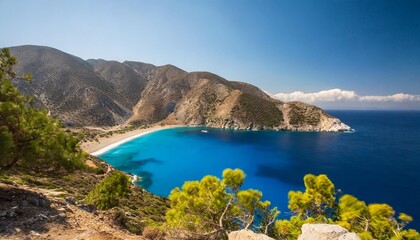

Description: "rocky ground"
0 181 361 240
0 184 143 240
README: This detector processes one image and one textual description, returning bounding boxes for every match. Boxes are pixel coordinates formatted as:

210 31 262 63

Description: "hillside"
87 59 147 109
10 46 132 126
0 158 168 240
10 45 350 132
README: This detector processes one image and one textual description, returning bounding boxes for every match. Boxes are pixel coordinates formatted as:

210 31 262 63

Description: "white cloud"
271 89 420 103
359 93 420 102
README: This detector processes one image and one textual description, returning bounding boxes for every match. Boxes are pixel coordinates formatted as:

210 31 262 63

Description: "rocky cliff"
10 45 350 132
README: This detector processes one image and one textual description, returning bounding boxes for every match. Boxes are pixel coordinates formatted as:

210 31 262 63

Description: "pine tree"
166 168 279 239
0 48 85 171
275 174 420 240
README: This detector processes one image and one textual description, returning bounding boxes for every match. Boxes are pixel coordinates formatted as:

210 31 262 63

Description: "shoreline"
80 123 354 156
81 125 184 156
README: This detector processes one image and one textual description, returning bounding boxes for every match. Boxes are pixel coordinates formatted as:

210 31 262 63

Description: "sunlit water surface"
98 111 420 228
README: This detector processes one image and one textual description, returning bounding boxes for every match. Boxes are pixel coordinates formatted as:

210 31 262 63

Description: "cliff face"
281 102 350 132
126 68 350 132
10 45 350 132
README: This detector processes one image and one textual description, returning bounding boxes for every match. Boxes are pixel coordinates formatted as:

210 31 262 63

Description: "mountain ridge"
9 45 350 132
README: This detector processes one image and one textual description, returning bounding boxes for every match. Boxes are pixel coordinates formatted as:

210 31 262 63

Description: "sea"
98 111 420 229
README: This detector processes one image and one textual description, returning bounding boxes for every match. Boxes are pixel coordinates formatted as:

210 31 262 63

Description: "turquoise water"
98 111 420 228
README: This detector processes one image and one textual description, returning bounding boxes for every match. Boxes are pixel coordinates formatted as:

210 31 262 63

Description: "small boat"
201 130 208 133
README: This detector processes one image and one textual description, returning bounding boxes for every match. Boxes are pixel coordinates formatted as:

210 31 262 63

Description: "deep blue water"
98 111 420 229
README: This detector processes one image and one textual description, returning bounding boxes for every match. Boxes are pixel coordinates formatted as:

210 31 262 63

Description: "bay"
98 111 420 229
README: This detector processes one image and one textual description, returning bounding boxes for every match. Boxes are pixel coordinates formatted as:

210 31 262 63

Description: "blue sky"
1 0 419 109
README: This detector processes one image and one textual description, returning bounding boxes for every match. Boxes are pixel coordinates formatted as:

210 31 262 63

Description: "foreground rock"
228 229 275 240
298 224 360 240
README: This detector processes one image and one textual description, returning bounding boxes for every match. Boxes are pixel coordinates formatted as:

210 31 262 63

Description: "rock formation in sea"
10 45 350 132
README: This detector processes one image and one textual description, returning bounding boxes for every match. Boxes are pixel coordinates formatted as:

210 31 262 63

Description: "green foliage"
288 104 322 126
231 93 283 128
275 216 317 240
368 204 395 239
337 194 370 232
275 174 419 240
288 174 336 220
167 171 419 239
236 189 279 232
222 168 245 190
358 231 374 240
0 48 85 171
337 195 420 240
396 229 420 240
0 126 14 161
275 218 299 240
166 168 279 238
85 171 131 210
399 213 414 222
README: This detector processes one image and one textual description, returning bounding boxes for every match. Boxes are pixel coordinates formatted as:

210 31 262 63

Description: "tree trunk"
364 219 369 232
219 194 234 235
2 155 20 170
245 214 254 229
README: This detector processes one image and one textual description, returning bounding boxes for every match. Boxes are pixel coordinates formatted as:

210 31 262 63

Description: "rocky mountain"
10 46 132 126
9 45 350 131
87 59 147 109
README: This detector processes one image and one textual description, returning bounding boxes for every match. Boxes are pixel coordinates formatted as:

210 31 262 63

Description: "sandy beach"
81 125 183 155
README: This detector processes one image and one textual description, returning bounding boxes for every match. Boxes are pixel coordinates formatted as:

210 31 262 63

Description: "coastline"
81 122 353 157
81 125 184 156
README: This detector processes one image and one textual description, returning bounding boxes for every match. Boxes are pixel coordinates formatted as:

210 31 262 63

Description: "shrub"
85 171 131 210
112 207 144 234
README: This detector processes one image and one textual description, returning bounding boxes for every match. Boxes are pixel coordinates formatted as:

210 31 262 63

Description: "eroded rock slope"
10 45 350 131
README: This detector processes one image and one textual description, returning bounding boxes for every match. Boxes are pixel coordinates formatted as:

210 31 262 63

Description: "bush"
85 171 131 210
112 207 144 234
